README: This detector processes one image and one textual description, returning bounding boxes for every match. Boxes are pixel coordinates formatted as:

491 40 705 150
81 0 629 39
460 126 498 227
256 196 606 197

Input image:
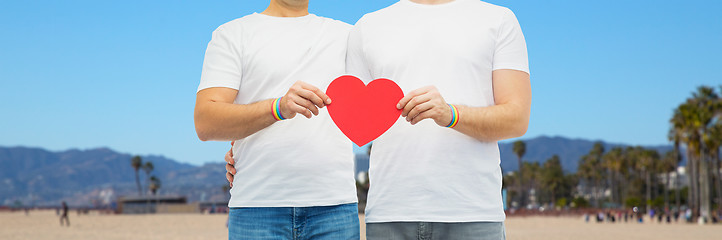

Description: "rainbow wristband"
272 97 286 121
446 104 459 128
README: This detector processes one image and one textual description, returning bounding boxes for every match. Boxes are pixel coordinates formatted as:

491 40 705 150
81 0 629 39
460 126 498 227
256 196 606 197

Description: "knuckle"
408 99 418 106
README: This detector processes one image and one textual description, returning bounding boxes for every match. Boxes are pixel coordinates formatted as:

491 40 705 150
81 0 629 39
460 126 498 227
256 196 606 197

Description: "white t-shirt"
346 0 529 222
198 13 357 207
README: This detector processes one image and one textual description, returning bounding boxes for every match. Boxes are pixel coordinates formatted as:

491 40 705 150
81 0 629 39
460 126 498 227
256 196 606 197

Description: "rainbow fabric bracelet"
446 104 459 128
272 97 286 121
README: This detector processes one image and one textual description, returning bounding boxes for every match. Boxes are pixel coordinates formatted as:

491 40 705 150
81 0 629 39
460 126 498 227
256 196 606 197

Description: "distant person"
59 201 69 227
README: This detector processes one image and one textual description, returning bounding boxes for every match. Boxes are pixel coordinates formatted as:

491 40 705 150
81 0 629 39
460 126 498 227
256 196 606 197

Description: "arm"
400 8 530 142
194 24 332 142
194 81 332 141
194 87 275 141
398 69 531 142
453 69 531 141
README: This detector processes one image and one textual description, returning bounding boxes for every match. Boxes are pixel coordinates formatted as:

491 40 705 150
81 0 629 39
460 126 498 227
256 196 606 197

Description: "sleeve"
492 8 529 74
197 25 243 92
345 18 373 84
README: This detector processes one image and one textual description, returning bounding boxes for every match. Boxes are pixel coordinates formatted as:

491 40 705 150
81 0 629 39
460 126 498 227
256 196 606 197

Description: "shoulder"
315 15 353 33
470 1 516 19
353 1 404 27
208 16 252 41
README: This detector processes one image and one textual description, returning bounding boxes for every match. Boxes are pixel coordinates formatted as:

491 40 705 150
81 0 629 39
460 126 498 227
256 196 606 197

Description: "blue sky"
0 0 720 165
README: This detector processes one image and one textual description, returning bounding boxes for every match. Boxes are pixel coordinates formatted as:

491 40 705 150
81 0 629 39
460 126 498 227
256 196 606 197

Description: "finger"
300 82 332 105
406 101 434 122
402 94 432 117
289 101 313 118
291 95 319 116
226 172 234 184
296 89 325 108
410 110 434 125
225 150 234 165
397 87 430 109
225 163 236 175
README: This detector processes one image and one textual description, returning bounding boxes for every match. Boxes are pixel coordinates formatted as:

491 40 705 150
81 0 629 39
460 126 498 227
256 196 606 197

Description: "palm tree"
638 149 659 213
660 151 678 212
689 86 719 221
670 85 721 221
602 147 624 207
578 142 604 207
622 147 643 208
707 122 722 212
512 140 526 207
523 161 541 207
149 176 161 195
221 184 231 204
142 161 154 195
131 156 143 196
674 103 701 219
542 155 564 206
693 86 718 221
668 116 684 211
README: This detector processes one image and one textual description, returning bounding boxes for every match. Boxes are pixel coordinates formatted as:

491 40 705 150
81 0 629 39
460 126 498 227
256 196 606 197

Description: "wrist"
445 104 459 128
272 97 286 121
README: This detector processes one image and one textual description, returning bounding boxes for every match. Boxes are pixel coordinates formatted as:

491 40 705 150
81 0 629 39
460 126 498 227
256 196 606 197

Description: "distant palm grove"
504 85 722 223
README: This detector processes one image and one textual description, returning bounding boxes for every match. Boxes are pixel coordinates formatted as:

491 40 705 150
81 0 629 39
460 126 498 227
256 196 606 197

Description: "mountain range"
0 136 678 207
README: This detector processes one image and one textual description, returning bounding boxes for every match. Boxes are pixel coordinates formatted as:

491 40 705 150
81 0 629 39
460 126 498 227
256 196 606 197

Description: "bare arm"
453 69 531 141
194 81 332 141
398 69 531 142
194 87 276 141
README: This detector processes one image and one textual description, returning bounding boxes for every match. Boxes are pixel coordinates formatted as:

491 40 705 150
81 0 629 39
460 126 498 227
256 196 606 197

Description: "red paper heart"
326 75 403 146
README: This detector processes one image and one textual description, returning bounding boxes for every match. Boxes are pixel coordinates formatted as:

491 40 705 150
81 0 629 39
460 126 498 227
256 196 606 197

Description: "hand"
225 142 235 188
397 86 453 126
278 81 332 119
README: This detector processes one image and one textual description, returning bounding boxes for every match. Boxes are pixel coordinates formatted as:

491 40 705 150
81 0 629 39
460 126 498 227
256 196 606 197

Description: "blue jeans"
366 221 505 240
228 203 360 240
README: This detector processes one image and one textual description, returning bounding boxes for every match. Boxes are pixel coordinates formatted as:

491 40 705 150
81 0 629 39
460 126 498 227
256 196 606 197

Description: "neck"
409 0 455 5
262 0 309 17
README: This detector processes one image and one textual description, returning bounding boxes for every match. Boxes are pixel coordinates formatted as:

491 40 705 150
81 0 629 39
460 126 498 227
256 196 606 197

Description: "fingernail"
396 104 401 109
327 98 332 104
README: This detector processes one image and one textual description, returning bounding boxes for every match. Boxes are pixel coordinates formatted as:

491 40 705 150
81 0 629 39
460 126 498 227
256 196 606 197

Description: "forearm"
194 98 276 141
453 102 529 142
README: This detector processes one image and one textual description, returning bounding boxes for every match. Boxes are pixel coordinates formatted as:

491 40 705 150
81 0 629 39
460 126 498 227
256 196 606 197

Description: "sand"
1 210 720 239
